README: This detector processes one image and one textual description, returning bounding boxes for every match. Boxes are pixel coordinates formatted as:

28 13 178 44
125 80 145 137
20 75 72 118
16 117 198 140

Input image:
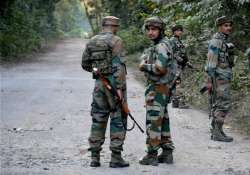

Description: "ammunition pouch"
218 63 228 69
89 48 113 74
176 54 188 69
82 33 114 74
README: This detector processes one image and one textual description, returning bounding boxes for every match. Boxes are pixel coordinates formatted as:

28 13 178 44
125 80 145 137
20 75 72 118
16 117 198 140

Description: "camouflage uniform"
81 16 129 167
169 27 189 108
246 48 250 72
205 16 234 142
139 17 176 166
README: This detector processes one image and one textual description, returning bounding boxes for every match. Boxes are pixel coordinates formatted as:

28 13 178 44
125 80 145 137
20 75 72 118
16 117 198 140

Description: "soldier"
139 17 176 166
169 25 189 109
205 16 234 142
81 16 129 168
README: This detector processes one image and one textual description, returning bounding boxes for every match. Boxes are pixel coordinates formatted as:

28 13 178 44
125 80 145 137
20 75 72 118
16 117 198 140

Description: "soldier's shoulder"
90 33 101 39
156 39 172 55
169 36 178 46
88 34 102 44
246 48 250 57
112 35 122 43
156 41 168 49
111 35 124 55
169 36 177 41
85 35 96 47
159 38 172 47
209 37 222 48
96 33 122 48
211 32 224 44
107 35 122 47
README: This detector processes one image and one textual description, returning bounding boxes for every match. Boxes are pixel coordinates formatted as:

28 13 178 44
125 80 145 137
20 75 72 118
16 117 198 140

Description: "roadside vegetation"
83 0 250 134
0 0 90 59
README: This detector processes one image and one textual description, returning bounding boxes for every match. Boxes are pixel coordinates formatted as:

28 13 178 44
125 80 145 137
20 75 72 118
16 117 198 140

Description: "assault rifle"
200 75 216 118
168 71 181 96
175 54 195 70
93 68 144 133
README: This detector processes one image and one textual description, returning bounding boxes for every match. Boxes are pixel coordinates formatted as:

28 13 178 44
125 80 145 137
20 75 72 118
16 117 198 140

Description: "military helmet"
172 24 183 33
102 16 120 26
216 16 233 26
144 16 165 30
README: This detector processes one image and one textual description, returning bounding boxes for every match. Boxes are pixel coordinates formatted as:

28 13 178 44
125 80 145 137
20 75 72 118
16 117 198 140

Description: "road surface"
1 39 250 175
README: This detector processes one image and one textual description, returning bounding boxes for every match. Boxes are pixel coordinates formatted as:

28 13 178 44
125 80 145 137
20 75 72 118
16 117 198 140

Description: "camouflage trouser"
172 69 185 105
172 80 183 100
145 84 174 153
88 79 127 152
248 59 250 73
210 79 231 122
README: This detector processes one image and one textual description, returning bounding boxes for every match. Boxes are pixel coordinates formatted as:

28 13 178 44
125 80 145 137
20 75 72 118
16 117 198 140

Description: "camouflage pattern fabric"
83 31 127 152
81 33 113 74
145 84 174 152
139 37 175 152
246 48 250 72
170 36 188 66
206 32 233 122
169 36 187 105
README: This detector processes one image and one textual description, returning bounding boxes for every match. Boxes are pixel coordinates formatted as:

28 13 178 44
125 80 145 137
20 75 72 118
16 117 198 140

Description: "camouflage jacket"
82 31 126 90
139 37 176 85
246 48 250 60
169 36 188 66
206 32 233 81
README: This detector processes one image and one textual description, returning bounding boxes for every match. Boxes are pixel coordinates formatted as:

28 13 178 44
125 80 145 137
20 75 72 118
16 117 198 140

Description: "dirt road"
1 39 250 175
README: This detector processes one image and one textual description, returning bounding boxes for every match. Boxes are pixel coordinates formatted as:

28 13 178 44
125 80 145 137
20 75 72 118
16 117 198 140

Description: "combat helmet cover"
172 24 183 33
216 16 233 26
144 16 165 30
102 16 120 26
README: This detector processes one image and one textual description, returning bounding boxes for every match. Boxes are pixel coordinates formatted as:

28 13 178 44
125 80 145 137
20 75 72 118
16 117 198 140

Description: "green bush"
118 26 150 55
0 0 90 58
0 0 58 58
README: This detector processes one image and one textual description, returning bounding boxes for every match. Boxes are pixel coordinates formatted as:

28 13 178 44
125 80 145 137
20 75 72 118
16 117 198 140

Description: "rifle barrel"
128 113 144 133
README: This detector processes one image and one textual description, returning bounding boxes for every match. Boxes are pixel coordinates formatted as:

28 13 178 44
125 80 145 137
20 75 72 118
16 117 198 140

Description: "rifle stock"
199 75 216 119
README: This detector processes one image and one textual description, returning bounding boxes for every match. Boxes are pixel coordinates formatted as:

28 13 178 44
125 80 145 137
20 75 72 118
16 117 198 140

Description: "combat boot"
172 98 179 108
109 151 129 168
158 149 173 164
139 151 158 166
211 121 233 142
90 151 100 167
218 122 234 142
178 100 189 109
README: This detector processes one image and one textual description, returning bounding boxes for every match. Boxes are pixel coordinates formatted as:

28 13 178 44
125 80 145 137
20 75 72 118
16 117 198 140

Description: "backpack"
82 33 113 74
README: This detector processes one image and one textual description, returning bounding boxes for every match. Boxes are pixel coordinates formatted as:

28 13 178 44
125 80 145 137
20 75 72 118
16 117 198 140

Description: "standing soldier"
205 16 234 142
81 16 129 168
170 25 189 109
139 17 176 166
